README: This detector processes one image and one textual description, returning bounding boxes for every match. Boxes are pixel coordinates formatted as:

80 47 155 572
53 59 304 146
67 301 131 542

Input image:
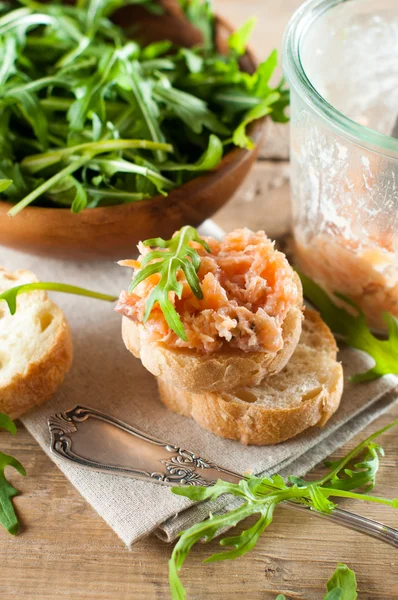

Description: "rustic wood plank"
1 409 398 599
213 160 291 238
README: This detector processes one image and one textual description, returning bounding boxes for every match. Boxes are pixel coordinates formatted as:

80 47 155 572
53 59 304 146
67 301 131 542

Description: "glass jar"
283 0 398 330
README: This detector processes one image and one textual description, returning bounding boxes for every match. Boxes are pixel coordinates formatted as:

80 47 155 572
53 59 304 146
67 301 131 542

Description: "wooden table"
2 2 398 598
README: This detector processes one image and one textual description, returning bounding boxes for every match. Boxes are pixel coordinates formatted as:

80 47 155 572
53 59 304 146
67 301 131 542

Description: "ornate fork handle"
48 405 398 549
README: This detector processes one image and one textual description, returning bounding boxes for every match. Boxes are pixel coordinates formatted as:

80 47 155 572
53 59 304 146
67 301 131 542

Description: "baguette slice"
157 310 343 445
0 268 73 419
122 274 303 393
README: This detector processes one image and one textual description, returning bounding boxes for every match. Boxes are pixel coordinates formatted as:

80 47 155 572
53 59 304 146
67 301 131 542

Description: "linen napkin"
1 224 397 547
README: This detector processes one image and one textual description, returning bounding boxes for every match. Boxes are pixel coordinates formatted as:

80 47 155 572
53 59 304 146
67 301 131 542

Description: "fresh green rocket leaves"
169 421 398 599
0 415 16 436
290 420 398 493
160 134 223 172
233 92 280 149
228 17 257 56
0 179 12 192
0 414 26 536
129 226 210 340
275 563 357 600
178 0 215 51
299 271 398 382
0 282 117 315
153 81 229 137
325 564 357 600
0 0 287 214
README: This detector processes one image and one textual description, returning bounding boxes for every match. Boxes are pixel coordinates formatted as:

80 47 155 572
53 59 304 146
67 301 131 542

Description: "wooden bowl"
0 9 266 261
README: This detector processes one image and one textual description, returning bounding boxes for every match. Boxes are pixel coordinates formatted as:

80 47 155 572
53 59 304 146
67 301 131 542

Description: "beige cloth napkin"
1 224 397 547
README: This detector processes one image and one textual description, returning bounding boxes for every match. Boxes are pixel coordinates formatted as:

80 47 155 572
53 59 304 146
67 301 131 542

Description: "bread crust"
122 273 303 392
157 311 344 445
0 268 73 419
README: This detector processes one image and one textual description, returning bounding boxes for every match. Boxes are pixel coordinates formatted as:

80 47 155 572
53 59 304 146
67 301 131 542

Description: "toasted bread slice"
157 310 343 445
122 273 303 393
0 268 73 419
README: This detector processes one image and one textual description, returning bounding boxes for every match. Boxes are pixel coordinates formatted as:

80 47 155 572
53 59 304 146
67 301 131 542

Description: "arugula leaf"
93 157 175 195
180 48 203 74
0 414 16 435
160 134 222 172
310 420 398 492
129 225 210 340
141 40 173 60
233 92 280 149
45 174 82 207
6 89 49 149
0 160 28 200
228 17 257 57
324 592 343 600
168 421 398 599
298 270 398 382
275 563 355 600
8 155 91 216
0 35 18 86
0 178 12 192
0 414 26 536
178 0 214 51
70 175 88 213
67 46 120 132
269 86 290 123
116 57 167 162
213 88 262 113
254 50 278 96
291 440 385 494
154 82 229 136
0 282 117 315
325 564 357 600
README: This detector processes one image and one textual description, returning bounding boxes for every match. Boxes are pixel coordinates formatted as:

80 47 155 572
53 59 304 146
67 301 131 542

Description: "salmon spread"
295 233 398 331
117 228 301 354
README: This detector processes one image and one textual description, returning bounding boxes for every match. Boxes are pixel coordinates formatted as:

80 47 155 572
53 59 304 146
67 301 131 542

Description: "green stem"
0 13 55 36
22 139 173 172
318 487 398 507
8 155 90 216
86 188 148 201
0 7 31 28
25 36 69 49
0 36 17 87
3 76 70 99
93 158 175 189
40 97 126 115
0 282 117 315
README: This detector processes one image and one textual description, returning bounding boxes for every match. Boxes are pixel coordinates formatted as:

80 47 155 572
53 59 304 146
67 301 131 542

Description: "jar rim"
282 0 398 157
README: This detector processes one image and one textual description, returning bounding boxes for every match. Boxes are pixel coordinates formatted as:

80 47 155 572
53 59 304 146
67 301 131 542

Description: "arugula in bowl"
0 0 288 216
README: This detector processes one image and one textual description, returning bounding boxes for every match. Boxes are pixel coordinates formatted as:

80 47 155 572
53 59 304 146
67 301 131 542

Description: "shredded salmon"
295 233 398 330
116 228 301 353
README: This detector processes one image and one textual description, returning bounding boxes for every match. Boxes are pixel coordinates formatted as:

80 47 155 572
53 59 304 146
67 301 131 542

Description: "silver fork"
48 405 398 548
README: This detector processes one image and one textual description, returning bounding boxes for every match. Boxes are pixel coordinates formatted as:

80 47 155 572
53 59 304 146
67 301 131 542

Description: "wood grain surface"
1 1 398 599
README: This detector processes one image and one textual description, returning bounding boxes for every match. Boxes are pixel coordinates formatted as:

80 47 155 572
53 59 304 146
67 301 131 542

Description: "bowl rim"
1 13 265 217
